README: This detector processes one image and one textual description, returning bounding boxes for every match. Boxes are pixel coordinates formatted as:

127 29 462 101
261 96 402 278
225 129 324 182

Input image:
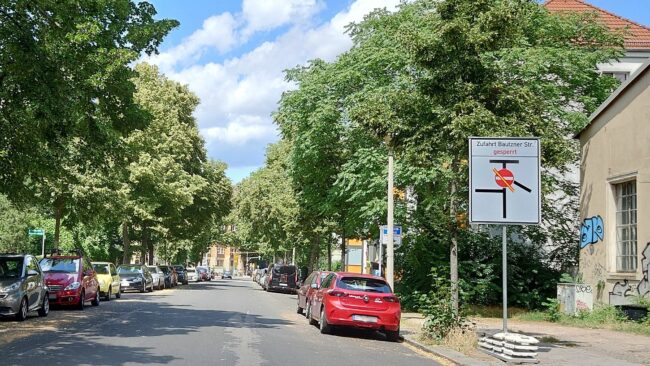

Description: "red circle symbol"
495 169 514 188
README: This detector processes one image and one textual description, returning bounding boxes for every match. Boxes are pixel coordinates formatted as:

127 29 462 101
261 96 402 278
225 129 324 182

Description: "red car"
40 252 100 310
297 270 331 316
308 272 401 341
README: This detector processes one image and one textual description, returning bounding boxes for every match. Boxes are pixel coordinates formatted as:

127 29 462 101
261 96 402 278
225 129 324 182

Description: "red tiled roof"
544 0 650 49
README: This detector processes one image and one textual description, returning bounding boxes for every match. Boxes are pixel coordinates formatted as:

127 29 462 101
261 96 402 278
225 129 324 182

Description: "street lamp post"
386 146 395 289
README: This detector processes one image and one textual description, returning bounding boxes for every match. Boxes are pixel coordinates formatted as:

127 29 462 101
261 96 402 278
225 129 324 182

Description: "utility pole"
386 144 395 289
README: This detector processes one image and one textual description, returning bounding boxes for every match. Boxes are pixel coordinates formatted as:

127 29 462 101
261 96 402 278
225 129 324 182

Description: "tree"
0 1 178 246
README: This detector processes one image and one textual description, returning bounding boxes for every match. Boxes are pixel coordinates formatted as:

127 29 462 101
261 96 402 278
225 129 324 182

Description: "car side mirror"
311 283 318 289
27 269 39 277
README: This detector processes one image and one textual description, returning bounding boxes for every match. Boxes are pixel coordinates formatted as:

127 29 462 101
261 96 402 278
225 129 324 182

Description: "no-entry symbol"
494 168 514 190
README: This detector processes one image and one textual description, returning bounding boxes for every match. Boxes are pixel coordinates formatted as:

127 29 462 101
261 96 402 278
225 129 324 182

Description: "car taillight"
385 296 400 303
328 289 347 297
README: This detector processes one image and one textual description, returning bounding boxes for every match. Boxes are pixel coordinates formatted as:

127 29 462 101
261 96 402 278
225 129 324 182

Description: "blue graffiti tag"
581 215 604 249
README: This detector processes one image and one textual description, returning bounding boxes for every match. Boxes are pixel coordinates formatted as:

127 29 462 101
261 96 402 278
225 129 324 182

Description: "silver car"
0 254 50 321
147 266 165 290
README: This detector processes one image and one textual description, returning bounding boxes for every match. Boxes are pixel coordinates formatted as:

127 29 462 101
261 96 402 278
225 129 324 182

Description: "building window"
616 180 637 272
603 71 630 83
216 260 224 267
217 247 225 254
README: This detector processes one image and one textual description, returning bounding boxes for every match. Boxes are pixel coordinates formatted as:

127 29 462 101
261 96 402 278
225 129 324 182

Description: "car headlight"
1 282 20 292
132 277 142 282
64 282 81 291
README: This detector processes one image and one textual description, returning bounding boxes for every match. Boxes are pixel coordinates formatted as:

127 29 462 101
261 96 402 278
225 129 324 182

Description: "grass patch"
508 304 650 337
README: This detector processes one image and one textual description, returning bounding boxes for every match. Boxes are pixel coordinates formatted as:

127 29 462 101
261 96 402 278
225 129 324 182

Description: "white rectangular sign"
380 225 402 246
469 137 541 225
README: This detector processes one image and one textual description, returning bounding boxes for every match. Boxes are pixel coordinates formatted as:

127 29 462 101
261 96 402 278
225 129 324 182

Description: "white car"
186 268 197 282
146 265 165 290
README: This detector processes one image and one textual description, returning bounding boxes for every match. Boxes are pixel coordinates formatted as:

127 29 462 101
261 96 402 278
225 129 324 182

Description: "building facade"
578 60 650 305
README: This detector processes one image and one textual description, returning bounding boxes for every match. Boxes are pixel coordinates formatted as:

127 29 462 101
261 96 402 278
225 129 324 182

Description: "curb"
403 335 491 366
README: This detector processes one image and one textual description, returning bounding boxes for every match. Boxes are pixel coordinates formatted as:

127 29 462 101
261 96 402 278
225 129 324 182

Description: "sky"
144 0 650 183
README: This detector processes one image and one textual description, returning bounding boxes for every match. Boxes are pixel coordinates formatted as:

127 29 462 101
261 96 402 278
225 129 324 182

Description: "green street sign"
28 229 44 236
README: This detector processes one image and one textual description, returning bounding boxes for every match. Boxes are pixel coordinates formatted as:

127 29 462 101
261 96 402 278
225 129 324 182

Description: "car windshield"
0 257 24 278
40 258 79 273
337 277 392 293
272 266 296 275
197 268 207 273
147 266 159 273
173 266 185 271
118 266 142 275
92 264 110 274
186 268 195 273
159 266 170 274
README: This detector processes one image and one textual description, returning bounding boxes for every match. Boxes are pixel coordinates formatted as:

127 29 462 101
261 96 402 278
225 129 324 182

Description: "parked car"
92 262 121 301
147 266 165 290
158 265 177 288
186 267 198 282
297 270 331 316
173 265 188 285
0 254 50 321
117 264 154 293
196 266 210 281
265 264 298 293
258 268 268 288
40 251 100 310
221 270 232 279
308 272 400 341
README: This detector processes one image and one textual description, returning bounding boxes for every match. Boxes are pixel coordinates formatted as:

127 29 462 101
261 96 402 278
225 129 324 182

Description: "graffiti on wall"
581 215 604 249
609 243 650 305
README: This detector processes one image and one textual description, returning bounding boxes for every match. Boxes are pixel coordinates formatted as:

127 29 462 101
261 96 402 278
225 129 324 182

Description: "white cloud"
146 12 239 71
158 0 401 170
241 0 324 37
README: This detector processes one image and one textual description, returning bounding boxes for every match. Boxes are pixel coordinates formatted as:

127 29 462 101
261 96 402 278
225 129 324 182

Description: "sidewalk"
401 313 650 365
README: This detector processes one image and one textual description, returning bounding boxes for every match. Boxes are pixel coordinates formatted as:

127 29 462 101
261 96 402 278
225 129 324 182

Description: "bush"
417 270 472 340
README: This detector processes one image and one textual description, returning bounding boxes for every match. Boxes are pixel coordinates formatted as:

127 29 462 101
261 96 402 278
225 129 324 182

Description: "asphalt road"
0 278 439 366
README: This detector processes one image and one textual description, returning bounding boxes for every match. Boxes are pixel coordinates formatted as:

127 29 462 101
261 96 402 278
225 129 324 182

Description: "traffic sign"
380 225 402 246
469 137 541 225
28 229 44 236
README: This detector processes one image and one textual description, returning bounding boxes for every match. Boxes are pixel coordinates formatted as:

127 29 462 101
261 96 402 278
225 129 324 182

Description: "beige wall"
579 69 650 305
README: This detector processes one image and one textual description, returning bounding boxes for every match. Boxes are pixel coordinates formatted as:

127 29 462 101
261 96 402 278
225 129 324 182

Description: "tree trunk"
122 221 130 264
327 236 332 271
53 196 64 249
147 241 154 265
450 178 459 315
307 236 319 273
140 225 148 265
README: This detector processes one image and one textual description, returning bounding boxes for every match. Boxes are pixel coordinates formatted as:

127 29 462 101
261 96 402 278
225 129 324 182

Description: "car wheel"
140 282 146 293
320 307 332 334
148 283 154 292
115 287 121 299
106 287 111 301
297 298 303 314
386 329 400 342
91 290 100 306
15 297 28 321
38 295 49 317
77 290 85 310
308 304 317 326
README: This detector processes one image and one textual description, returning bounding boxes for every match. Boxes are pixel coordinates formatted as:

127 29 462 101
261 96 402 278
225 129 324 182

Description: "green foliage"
416 270 470 340
542 298 561 322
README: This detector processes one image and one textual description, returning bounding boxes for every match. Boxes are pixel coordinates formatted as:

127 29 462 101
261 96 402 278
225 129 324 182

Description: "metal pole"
292 247 296 265
502 225 508 333
378 240 383 277
387 148 395 289
41 233 46 257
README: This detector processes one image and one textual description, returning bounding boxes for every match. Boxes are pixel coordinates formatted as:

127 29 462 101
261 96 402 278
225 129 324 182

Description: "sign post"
469 137 541 334
28 229 46 257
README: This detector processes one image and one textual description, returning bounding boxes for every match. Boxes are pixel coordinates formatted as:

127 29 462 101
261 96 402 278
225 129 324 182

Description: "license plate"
49 293 57 300
352 315 378 323
279 283 287 287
